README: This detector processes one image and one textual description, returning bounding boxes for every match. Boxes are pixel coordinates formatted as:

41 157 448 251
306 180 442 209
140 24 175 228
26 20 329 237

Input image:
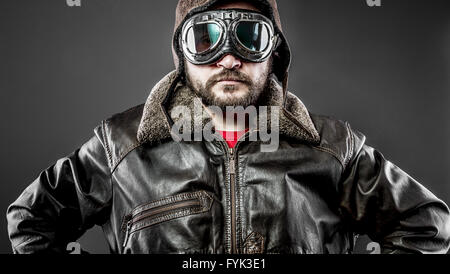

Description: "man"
6 0 450 254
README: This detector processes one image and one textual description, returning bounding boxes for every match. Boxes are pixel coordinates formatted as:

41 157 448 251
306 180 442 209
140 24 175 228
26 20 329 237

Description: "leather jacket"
7 72 450 254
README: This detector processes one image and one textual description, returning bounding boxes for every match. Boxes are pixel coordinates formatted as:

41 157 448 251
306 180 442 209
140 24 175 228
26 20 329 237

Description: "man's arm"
339 126 450 254
6 125 112 254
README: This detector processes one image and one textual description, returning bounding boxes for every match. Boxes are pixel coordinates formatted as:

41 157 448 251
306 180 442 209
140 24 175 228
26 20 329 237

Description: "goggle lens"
181 10 276 64
186 23 222 54
235 21 270 52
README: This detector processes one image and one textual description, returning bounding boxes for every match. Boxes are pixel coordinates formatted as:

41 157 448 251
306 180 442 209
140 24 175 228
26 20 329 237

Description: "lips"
217 78 243 83
219 79 241 81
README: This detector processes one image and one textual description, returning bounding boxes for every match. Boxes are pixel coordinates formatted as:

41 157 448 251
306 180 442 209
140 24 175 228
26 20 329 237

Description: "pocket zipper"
123 199 202 248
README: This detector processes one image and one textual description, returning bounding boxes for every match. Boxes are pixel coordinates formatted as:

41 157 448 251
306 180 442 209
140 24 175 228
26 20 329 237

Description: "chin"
216 91 247 100
215 86 248 95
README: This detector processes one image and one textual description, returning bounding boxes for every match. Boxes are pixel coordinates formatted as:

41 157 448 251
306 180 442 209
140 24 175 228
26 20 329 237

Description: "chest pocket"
122 191 214 248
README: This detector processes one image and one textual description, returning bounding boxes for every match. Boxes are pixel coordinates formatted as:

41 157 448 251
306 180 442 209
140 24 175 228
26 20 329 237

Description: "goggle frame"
180 9 279 65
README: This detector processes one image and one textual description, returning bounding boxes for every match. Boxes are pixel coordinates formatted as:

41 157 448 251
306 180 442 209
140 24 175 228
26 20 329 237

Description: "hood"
171 0 292 106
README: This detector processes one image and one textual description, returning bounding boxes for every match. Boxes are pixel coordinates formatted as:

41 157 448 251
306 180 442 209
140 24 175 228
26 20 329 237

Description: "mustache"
206 69 252 90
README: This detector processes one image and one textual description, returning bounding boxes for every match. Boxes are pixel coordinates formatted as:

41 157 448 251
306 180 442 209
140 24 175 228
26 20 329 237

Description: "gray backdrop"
0 0 449 254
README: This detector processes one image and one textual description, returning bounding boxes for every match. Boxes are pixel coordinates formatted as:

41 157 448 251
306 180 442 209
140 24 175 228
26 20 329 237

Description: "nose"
216 54 242 70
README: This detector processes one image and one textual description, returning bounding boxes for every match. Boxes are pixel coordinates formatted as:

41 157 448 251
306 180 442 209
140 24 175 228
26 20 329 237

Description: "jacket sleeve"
339 126 450 254
6 125 112 254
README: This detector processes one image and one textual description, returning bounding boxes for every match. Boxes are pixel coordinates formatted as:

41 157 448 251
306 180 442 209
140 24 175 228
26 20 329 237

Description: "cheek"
245 62 270 81
187 65 211 83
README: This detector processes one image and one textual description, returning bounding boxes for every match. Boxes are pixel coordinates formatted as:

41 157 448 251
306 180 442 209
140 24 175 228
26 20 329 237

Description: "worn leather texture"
6 72 450 254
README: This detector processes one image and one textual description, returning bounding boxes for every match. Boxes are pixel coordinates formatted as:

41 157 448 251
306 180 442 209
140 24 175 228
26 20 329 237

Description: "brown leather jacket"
7 71 450 254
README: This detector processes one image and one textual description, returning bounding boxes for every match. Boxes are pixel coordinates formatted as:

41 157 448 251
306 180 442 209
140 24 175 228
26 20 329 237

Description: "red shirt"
216 128 250 149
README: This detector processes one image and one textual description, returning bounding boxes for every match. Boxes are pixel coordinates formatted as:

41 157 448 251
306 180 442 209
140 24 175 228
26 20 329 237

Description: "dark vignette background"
0 0 448 254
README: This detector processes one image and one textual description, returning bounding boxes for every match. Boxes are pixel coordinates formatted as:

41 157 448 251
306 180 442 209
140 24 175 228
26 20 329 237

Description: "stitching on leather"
345 122 355 169
127 193 214 235
313 146 346 168
132 192 198 216
101 120 114 169
133 208 200 230
130 206 208 234
121 191 212 233
121 191 216 234
111 141 144 173
120 213 132 232
130 191 212 217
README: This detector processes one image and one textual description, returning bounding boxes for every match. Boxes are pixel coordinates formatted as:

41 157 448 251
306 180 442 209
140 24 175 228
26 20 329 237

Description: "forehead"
211 1 261 12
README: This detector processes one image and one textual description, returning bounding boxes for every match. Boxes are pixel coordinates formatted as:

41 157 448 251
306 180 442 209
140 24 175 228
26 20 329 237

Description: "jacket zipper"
123 199 201 248
229 147 237 254
221 129 259 254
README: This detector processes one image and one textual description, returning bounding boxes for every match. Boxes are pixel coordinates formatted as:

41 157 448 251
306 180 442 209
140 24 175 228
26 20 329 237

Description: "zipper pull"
122 221 132 248
229 148 235 175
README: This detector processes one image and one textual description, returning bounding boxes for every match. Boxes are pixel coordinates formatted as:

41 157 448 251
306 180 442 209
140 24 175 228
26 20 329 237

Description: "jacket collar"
137 71 320 146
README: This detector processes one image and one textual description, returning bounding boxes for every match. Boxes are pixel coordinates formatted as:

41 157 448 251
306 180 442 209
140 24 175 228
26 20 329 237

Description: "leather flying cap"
172 0 292 107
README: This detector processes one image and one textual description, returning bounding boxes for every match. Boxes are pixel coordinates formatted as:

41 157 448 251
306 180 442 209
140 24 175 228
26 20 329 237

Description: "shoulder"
93 104 145 171
310 113 366 169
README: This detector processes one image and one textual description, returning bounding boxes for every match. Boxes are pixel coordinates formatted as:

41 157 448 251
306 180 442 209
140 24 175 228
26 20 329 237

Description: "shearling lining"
137 71 320 146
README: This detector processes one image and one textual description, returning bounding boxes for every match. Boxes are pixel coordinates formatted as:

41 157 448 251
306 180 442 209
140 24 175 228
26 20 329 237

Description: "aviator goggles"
180 9 279 65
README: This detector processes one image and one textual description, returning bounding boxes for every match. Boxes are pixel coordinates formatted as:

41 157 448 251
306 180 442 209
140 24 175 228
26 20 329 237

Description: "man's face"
185 2 272 110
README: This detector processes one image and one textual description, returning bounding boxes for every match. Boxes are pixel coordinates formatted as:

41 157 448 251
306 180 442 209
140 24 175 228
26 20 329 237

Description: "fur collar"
137 71 320 146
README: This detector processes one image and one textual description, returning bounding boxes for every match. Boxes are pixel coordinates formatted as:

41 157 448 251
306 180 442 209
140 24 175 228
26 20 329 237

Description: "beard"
185 66 271 111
